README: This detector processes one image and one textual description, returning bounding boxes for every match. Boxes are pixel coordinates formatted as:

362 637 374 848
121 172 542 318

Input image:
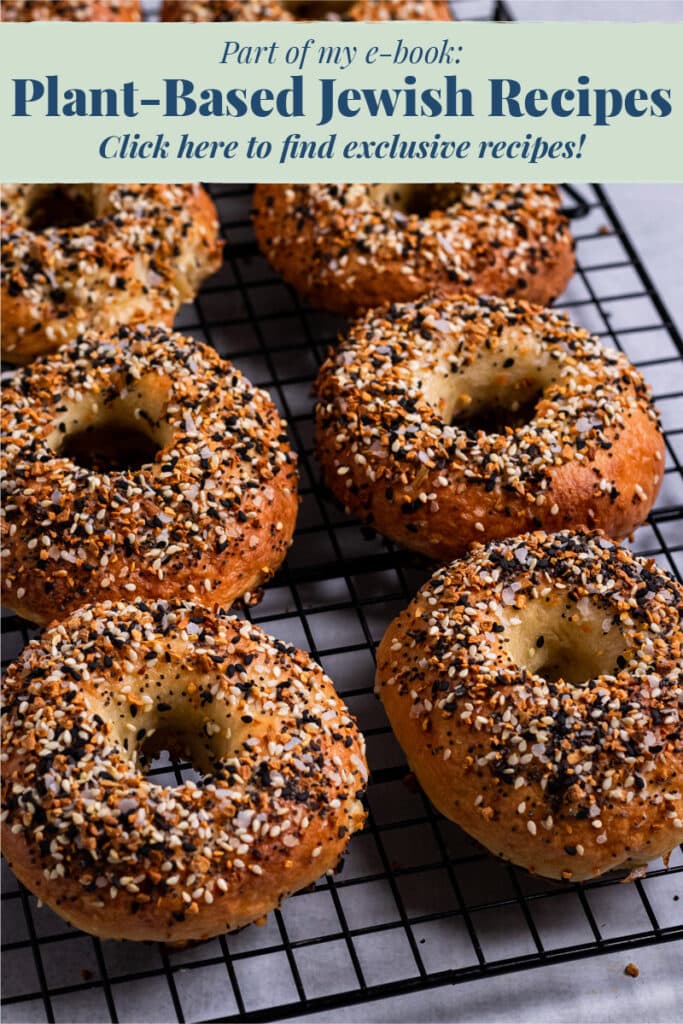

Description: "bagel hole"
369 183 465 218
58 421 161 472
528 639 622 686
281 1 356 16
451 389 543 436
138 726 212 785
25 185 96 230
505 601 627 686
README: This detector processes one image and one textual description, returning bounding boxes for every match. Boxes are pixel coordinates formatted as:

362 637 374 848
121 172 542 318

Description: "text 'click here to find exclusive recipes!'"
1 20 682 181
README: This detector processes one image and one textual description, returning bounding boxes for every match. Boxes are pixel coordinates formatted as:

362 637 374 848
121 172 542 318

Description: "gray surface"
295 940 683 1023
506 0 683 21
605 185 682 332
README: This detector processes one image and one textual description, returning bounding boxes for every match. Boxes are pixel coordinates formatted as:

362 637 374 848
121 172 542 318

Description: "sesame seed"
1 599 368 933
2 326 298 620
315 294 661 559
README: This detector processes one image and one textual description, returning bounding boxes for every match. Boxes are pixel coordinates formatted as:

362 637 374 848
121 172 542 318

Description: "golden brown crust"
1 0 140 20
376 529 683 881
2 599 368 942
253 184 574 315
315 294 664 558
2 184 222 363
161 0 451 22
1 324 299 625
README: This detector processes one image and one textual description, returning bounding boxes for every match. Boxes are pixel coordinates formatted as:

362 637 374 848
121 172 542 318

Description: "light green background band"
0 21 681 183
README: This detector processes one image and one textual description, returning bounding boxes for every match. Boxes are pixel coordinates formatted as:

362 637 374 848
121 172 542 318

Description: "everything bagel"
1 1 140 19
1 183 221 363
252 183 574 315
376 529 683 881
161 1 451 22
315 294 664 558
1 599 368 942
1 325 298 624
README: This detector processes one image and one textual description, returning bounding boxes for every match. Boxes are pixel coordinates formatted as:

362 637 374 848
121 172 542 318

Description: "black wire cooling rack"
2 183 682 1024
2 8 683 1024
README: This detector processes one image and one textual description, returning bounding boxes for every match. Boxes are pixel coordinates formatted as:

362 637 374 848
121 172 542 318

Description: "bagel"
1 324 298 625
161 1 451 22
1 0 140 19
1 183 221 363
315 294 664 559
1 598 368 942
376 529 683 881
252 184 574 315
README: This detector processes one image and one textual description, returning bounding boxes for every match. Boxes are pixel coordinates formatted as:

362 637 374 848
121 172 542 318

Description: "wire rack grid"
2 182 682 1023
2 14 683 1024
